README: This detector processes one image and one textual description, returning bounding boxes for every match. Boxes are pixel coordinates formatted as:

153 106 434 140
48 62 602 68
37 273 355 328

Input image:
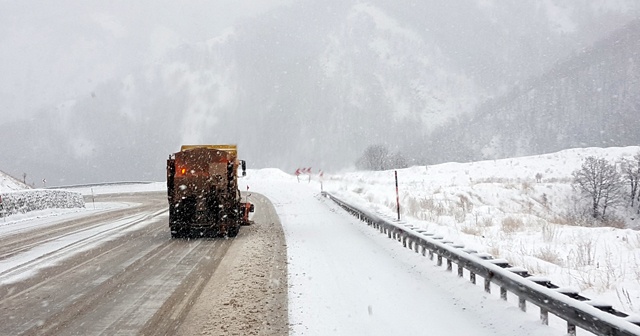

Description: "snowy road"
0 192 237 335
0 190 288 336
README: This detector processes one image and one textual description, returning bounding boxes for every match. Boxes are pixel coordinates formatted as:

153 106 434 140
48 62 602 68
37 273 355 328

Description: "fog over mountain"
423 18 640 164
0 0 638 185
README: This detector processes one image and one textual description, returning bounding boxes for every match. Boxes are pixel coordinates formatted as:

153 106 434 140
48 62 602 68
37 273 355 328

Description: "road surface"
0 191 288 335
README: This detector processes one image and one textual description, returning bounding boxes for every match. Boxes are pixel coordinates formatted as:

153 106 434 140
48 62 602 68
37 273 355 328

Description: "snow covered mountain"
423 18 640 164
0 0 638 184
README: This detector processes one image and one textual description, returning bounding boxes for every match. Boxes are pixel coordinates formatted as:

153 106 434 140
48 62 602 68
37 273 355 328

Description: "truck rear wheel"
227 225 240 238
170 227 186 239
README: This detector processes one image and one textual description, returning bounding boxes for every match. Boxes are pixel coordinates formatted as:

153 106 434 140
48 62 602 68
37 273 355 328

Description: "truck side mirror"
241 160 247 176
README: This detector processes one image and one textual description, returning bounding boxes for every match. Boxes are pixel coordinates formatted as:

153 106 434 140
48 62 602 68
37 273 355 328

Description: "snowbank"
0 189 85 216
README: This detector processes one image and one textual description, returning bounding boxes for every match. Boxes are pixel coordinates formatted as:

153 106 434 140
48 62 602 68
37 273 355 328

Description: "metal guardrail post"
568 323 576 336
484 278 491 293
541 308 549 325
519 297 527 312
500 287 507 300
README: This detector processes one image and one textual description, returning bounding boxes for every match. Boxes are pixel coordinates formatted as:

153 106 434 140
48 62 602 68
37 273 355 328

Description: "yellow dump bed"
180 144 237 157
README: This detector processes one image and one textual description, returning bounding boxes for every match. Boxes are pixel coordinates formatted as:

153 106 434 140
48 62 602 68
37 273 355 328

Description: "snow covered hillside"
0 170 28 191
324 146 640 316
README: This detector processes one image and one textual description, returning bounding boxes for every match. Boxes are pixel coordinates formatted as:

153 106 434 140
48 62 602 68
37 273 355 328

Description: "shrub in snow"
0 189 84 216
534 246 564 266
460 225 482 236
501 216 524 233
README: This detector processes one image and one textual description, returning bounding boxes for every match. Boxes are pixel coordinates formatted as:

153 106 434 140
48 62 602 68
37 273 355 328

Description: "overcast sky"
0 0 293 123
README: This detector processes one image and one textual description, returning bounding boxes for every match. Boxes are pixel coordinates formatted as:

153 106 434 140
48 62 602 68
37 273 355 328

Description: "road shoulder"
177 193 288 336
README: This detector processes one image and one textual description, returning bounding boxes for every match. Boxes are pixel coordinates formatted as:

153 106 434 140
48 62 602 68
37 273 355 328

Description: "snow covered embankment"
0 190 85 216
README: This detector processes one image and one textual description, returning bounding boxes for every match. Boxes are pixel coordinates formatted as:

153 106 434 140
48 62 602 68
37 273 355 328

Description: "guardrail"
322 191 640 336
47 181 155 189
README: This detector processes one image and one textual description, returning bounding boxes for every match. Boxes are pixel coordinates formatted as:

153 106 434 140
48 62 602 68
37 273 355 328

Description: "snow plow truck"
166 145 254 238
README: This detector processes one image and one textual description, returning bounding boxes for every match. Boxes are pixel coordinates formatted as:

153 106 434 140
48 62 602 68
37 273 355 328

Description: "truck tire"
170 226 187 239
227 225 240 238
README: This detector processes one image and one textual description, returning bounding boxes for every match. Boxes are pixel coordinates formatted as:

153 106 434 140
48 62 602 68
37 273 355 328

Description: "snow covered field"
322 146 640 317
2 146 640 334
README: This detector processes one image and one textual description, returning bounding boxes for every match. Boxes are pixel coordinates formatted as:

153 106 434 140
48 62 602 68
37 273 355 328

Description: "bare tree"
389 152 408 170
572 156 624 220
356 145 388 171
356 145 408 171
620 152 640 209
